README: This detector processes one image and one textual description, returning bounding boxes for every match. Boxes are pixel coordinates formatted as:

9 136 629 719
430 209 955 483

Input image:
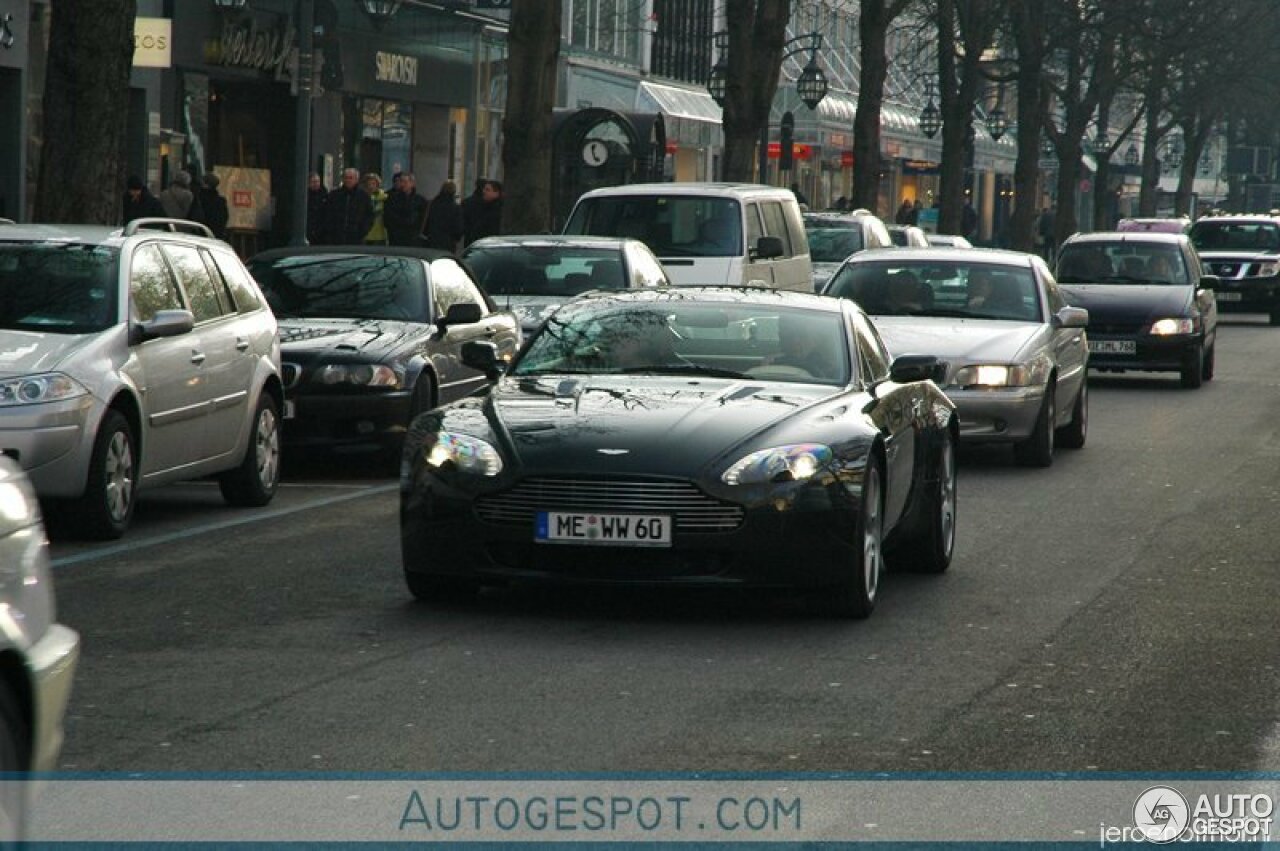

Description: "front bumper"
1086 334 1201 372
283 390 414 449
944 385 1046 443
401 473 862 588
26 623 79 772
1212 276 1280 314
0 396 97 499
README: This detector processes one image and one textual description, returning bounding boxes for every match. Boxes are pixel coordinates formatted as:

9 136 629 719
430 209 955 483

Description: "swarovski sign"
375 51 418 86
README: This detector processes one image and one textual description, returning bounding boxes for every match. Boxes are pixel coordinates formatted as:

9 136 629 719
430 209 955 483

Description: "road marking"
50 484 399 569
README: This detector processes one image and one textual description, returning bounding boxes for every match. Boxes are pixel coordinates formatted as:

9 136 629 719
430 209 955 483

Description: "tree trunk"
1010 0 1047 254
852 0 891 213
1175 116 1213 216
500 0 561 235
936 0 991 235
1137 69 1166 216
1053 137 1084 245
1092 154 1112 231
35 0 138 224
720 0 791 182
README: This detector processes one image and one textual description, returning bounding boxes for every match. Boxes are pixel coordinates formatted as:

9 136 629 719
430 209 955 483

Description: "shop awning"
636 81 722 125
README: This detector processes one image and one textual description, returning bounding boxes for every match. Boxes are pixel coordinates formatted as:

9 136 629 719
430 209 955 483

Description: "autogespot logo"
1134 786 1190 843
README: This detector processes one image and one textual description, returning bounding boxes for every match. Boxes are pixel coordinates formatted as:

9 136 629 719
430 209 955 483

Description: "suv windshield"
1190 220 1280 252
1056 243 1190 285
249 255 427 321
465 246 626 296
827 261 1043 322
564 196 742 258
0 242 119 334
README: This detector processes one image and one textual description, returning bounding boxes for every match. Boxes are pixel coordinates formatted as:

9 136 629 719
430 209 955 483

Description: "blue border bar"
11 770 1280 781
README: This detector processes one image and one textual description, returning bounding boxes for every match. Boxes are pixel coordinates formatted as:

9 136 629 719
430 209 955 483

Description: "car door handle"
235 338 250 352
190 351 206 365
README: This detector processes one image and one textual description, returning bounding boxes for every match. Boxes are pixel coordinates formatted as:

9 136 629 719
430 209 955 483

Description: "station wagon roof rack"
123 218 215 239
0 218 14 225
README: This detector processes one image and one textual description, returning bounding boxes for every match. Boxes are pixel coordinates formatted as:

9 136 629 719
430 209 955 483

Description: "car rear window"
249 254 428 321
465 246 627 296
0 242 119 334
565 196 742 258
804 220 865 262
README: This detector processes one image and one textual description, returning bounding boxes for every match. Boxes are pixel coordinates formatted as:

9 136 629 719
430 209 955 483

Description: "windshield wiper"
617 364 747 379
919 308 978 318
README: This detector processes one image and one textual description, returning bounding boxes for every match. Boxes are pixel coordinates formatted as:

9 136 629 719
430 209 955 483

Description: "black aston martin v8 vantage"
400 288 959 618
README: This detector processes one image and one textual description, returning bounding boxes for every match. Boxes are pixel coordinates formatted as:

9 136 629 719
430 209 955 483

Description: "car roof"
463 235 634 250
571 286 845 313
1063 231 1188 245
844 246 1035 267
575 182 796 201
803 212 879 224
0 223 126 245
249 245 458 264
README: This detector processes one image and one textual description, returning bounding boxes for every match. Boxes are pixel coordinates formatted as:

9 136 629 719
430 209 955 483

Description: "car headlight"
313 363 403 388
425 431 504 476
951 364 1029 388
1148 317 1196 335
722 443 833 486
1257 261 1280 277
0 373 89 406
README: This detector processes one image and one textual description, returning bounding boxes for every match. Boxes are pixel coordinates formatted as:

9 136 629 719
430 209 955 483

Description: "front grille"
1215 262 1239 277
475 477 744 533
1089 322 1143 336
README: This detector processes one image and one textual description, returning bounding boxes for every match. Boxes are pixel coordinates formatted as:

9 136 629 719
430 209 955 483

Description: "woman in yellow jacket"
362 173 389 245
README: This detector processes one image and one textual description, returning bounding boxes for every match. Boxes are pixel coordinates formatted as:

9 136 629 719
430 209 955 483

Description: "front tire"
1014 384 1056 468
220 393 281 507
827 458 884 618
895 429 956 574
1202 343 1215 381
1056 379 1088 449
1180 345 1204 389
72 410 137 540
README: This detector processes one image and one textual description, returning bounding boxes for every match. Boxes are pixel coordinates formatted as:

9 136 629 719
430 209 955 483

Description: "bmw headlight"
313 363 404 388
722 443 833 486
425 431 504 476
1148 317 1196 336
0 373 89 406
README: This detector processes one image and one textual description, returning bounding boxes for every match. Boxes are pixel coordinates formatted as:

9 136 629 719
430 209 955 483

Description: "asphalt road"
47 315 1280 773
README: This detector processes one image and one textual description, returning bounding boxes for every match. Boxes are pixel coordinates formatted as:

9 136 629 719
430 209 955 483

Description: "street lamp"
706 31 729 107
984 84 1007 141
919 77 941 139
1041 136 1056 158
359 0 402 22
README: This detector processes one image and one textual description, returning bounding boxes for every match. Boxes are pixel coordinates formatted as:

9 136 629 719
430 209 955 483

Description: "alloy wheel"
105 431 134 522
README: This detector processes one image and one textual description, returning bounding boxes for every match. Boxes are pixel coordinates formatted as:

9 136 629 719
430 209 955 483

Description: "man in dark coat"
306 173 328 244
196 173 230 240
383 172 429 247
322 168 374 245
422 180 463 253
473 179 503 243
123 176 164 224
460 178 487 247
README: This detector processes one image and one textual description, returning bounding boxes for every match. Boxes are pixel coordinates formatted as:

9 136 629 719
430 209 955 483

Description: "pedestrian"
306 173 328 245
321 168 374 245
472 179 503 243
123 176 164 224
1037 206 1056 262
895 198 914 225
460 177 487 247
422 179 463 253
362 172 388 245
909 200 922 225
158 170 204 222
384 172 429 247
196 173 229 240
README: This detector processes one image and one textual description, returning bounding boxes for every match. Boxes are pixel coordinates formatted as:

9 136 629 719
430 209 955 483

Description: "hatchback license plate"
1216 291 1243 302
536 512 672 547
1089 339 1136 355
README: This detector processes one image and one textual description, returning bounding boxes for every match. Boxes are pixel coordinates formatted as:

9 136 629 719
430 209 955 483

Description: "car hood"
277 318 426 360
872 316 1043 364
1199 250 1277 262
0 329 105 377
1058 284 1193 323
469 375 837 477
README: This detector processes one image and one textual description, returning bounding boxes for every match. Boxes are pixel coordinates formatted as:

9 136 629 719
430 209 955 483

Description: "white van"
562 183 814 291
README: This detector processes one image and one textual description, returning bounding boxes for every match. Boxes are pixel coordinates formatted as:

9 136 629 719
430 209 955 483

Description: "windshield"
826 261 1043 322
564 196 742 258
465 245 627 296
1056 243 1190 285
249 255 427 321
804 222 864 262
0 242 119 334
513 299 850 385
1190 221 1280 252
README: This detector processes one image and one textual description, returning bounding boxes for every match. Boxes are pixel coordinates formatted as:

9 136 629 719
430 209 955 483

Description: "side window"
760 202 793 257
430 259 488 318
130 243 183 322
851 310 891 381
782 201 808 255
626 245 668 287
163 243 228 323
209 249 263 313
745 203 765 254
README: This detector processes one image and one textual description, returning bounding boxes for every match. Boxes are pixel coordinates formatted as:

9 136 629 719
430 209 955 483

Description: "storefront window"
568 0 642 63
382 101 412 179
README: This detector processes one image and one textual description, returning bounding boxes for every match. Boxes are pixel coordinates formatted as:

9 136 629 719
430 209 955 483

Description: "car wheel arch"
104 391 144 470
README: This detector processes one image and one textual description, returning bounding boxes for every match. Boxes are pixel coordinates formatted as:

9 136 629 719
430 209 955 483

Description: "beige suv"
0 219 284 538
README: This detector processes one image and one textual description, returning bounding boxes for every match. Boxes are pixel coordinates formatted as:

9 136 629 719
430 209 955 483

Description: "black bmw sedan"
401 288 959 618
1055 232 1218 388
248 247 521 453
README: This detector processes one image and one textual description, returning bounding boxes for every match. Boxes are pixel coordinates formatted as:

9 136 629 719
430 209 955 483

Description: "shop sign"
133 18 171 68
375 51 418 86
214 16 296 81
902 159 940 175
841 150 854 167
767 142 811 161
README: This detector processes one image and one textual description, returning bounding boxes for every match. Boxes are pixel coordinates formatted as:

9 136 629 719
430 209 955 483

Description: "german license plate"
1088 339 1136 355
536 512 672 547
1216 291 1243 302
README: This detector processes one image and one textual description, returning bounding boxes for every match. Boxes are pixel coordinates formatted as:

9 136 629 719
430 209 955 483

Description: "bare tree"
934 0 997 235
720 0 792 182
851 0 914 211
501 0 562 234
1006 0 1048 253
35 0 138 224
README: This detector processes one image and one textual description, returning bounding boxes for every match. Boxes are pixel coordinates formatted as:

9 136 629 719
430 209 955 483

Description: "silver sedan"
823 247 1089 467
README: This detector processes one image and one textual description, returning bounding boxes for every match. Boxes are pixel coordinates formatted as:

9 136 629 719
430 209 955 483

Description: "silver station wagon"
0 220 284 538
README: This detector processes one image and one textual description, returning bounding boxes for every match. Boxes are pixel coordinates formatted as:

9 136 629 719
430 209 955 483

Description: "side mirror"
461 340 505 381
440 302 484 327
133 309 194 344
889 354 943 384
1199 274 1221 290
753 236 785 260
1054 306 1089 328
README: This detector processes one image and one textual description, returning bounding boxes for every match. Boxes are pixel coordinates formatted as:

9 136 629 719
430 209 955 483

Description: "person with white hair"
158 170 204 222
